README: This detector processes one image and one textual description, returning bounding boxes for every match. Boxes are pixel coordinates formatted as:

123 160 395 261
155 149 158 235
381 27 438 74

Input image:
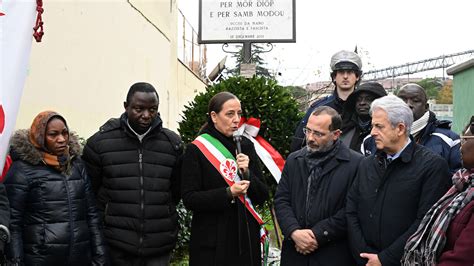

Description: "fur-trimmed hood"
9 129 82 165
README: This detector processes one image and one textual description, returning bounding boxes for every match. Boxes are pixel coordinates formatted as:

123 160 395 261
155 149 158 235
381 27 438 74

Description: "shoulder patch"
361 134 373 155
431 132 460 148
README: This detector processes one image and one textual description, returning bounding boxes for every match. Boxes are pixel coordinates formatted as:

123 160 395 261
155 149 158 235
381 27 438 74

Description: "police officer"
290 50 363 152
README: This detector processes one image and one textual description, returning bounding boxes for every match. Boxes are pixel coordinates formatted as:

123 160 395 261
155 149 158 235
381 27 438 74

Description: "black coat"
0 182 9 251
82 114 183 257
346 141 451 266
274 142 363 266
181 125 269 266
4 130 106 265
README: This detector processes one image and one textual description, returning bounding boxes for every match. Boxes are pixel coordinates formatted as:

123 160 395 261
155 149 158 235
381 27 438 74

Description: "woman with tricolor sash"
181 92 269 266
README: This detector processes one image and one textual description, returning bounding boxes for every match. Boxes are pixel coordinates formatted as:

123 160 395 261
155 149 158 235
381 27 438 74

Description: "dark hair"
49 115 68 130
199 92 239 131
330 69 362 87
208 92 238 116
311 106 342 131
126 82 159 103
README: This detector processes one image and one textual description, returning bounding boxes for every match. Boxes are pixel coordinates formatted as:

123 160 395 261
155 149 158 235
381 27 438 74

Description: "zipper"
62 174 74 264
138 148 144 255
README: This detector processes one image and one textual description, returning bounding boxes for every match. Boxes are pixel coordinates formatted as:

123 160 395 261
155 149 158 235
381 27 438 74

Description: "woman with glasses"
402 116 474 266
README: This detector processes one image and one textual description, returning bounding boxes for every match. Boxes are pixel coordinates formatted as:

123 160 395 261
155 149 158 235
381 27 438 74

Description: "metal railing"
364 50 474 81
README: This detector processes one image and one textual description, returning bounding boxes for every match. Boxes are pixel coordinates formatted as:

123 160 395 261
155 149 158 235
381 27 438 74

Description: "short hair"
311 106 342 131
126 82 159 103
398 83 428 103
370 95 413 134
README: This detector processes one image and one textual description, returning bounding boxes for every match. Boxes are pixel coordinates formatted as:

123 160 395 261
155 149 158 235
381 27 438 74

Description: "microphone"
233 131 243 155
232 131 247 180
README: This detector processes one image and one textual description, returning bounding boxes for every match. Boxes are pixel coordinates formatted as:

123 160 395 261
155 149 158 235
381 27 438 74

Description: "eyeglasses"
303 127 331 138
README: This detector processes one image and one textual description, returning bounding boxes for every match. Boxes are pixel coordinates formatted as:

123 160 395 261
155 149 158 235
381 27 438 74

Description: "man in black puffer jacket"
82 82 183 265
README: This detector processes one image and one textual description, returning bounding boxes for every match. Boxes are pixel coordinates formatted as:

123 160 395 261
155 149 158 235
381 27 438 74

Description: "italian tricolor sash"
192 133 264 225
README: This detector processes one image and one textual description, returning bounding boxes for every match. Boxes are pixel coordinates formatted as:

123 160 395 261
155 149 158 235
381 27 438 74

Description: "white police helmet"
330 50 362 72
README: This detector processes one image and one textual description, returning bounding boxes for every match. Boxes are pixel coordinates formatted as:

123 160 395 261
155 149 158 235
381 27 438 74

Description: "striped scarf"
402 168 474 265
411 111 430 138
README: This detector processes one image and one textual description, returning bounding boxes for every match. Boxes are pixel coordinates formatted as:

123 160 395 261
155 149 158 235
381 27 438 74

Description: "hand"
230 180 250 197
360 253 381 266
291 229 318 255
236 153 250 175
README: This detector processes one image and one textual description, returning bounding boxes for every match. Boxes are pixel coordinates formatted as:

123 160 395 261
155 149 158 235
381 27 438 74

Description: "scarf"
402 168 474 265
357 116 371 134
304 140 340 225
411 111 430 138
29 111 71 173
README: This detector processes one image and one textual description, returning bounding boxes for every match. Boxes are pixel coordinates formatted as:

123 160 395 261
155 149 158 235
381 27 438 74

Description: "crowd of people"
0 51 472 266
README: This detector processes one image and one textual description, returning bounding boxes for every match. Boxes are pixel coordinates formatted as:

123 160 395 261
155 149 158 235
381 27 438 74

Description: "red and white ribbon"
237 117 285 183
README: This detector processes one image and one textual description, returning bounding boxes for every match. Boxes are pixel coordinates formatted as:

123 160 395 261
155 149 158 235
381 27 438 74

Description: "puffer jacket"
82 114 182 257
4 130 106 266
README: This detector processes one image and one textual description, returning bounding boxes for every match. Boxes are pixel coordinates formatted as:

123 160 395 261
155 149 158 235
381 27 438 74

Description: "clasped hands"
291 229 318 255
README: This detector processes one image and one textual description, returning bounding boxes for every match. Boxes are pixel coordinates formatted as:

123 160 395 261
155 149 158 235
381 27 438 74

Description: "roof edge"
447 58 474 75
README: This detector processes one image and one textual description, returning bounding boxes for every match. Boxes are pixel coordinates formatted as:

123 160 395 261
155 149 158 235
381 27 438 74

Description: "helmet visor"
334 62 359 71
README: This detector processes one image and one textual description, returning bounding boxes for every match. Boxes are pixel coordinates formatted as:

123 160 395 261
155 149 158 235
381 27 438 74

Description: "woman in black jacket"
181 92 269 266
4 111 106 265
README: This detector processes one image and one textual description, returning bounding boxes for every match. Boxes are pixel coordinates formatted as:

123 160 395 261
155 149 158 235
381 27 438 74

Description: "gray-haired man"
346 95 450 266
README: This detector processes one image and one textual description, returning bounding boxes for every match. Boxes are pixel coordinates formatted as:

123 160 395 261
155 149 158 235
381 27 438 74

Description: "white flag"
0 0 37 173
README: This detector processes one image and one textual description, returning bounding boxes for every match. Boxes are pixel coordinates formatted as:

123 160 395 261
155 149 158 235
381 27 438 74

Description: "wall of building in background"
447 58 474 134
16 0 206 139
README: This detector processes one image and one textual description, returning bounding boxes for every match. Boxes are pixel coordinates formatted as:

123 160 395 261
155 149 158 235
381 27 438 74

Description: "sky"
178 0 474 86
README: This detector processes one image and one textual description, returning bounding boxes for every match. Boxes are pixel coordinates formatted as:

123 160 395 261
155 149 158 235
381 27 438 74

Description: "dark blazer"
274 142 363 266
346 141 451 266
181 125 269 266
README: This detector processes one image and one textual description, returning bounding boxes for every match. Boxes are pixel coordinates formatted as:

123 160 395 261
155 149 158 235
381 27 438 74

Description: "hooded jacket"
340 83 387 152
4 129 106 265
82 114 182 257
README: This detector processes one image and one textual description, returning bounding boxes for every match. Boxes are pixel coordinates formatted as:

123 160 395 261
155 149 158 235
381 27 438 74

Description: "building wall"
176 61 207 124
16 0 206 139
452 67 474 133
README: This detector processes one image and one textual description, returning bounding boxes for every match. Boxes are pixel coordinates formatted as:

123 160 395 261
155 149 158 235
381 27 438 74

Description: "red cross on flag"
0 0 37 173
